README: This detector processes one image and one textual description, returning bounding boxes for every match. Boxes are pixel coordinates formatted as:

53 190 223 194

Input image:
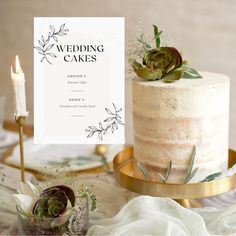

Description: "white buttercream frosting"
133 72 230 183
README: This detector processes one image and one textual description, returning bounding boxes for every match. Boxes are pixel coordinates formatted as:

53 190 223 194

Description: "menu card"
34 17 125 144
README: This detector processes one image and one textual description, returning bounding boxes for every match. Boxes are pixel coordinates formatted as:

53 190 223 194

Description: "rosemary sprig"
201 172 222 182
137 162 149 180
157 161 172 183
184 146 198 183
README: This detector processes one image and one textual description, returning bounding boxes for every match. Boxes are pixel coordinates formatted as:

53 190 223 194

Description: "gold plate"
113 147 236 201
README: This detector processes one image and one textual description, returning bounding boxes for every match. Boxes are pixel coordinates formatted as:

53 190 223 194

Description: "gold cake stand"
113 147 236 208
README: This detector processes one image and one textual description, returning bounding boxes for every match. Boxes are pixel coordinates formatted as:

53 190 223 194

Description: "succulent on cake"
130 25 202 82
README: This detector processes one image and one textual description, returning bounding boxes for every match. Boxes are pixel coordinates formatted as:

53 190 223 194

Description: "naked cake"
130 25 230 183
133 72 230 183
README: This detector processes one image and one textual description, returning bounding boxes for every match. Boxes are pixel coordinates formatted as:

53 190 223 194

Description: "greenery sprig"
137 146 199 184
157 161 173 183
184 146 199 183
131 25 202 83
34 23 69 64
85 103 124 141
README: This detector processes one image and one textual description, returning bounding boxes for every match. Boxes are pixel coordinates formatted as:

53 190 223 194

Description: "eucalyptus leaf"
182 64 202 79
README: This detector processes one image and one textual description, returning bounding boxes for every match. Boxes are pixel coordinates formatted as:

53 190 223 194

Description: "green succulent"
33 185 75 220
131 25 201 82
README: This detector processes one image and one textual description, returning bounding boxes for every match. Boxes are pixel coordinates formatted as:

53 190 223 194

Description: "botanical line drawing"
34 23 69 64
85 103 124 141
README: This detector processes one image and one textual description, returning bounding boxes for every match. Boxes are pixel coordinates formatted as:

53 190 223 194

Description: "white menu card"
34 17 125 144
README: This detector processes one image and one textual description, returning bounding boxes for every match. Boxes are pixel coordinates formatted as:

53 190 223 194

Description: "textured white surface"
133 73 230 183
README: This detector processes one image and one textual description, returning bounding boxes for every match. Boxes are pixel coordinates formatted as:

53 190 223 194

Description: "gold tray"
113 147 236 207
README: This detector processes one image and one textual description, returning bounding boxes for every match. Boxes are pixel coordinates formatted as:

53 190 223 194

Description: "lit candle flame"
15 55 22 73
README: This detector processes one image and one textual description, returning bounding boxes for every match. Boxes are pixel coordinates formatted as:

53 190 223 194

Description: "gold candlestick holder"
15 116 26 183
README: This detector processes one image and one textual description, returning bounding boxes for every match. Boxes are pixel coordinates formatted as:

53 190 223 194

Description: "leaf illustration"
40 57 45 62
34 46 43 51
113 122 118 130
89 126 97 131
57 32 67 36
87 132 94 138
98 132 103 140
116 119 124 125
116 108 122 113
86 103 124 140
41 36 45 43
104 117 115 122
105 108 114 115
60 23 65 31
112 103 117 112
64 29 69 32
46 53 57 58
53 36 58 42
45 44 54 51
50 25 55 33
38 40 43 47
116 114 122 119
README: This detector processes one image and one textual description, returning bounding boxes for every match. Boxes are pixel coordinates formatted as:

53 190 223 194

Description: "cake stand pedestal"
113 147 236 208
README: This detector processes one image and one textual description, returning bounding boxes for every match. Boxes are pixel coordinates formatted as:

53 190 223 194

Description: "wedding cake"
133 72 230 183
